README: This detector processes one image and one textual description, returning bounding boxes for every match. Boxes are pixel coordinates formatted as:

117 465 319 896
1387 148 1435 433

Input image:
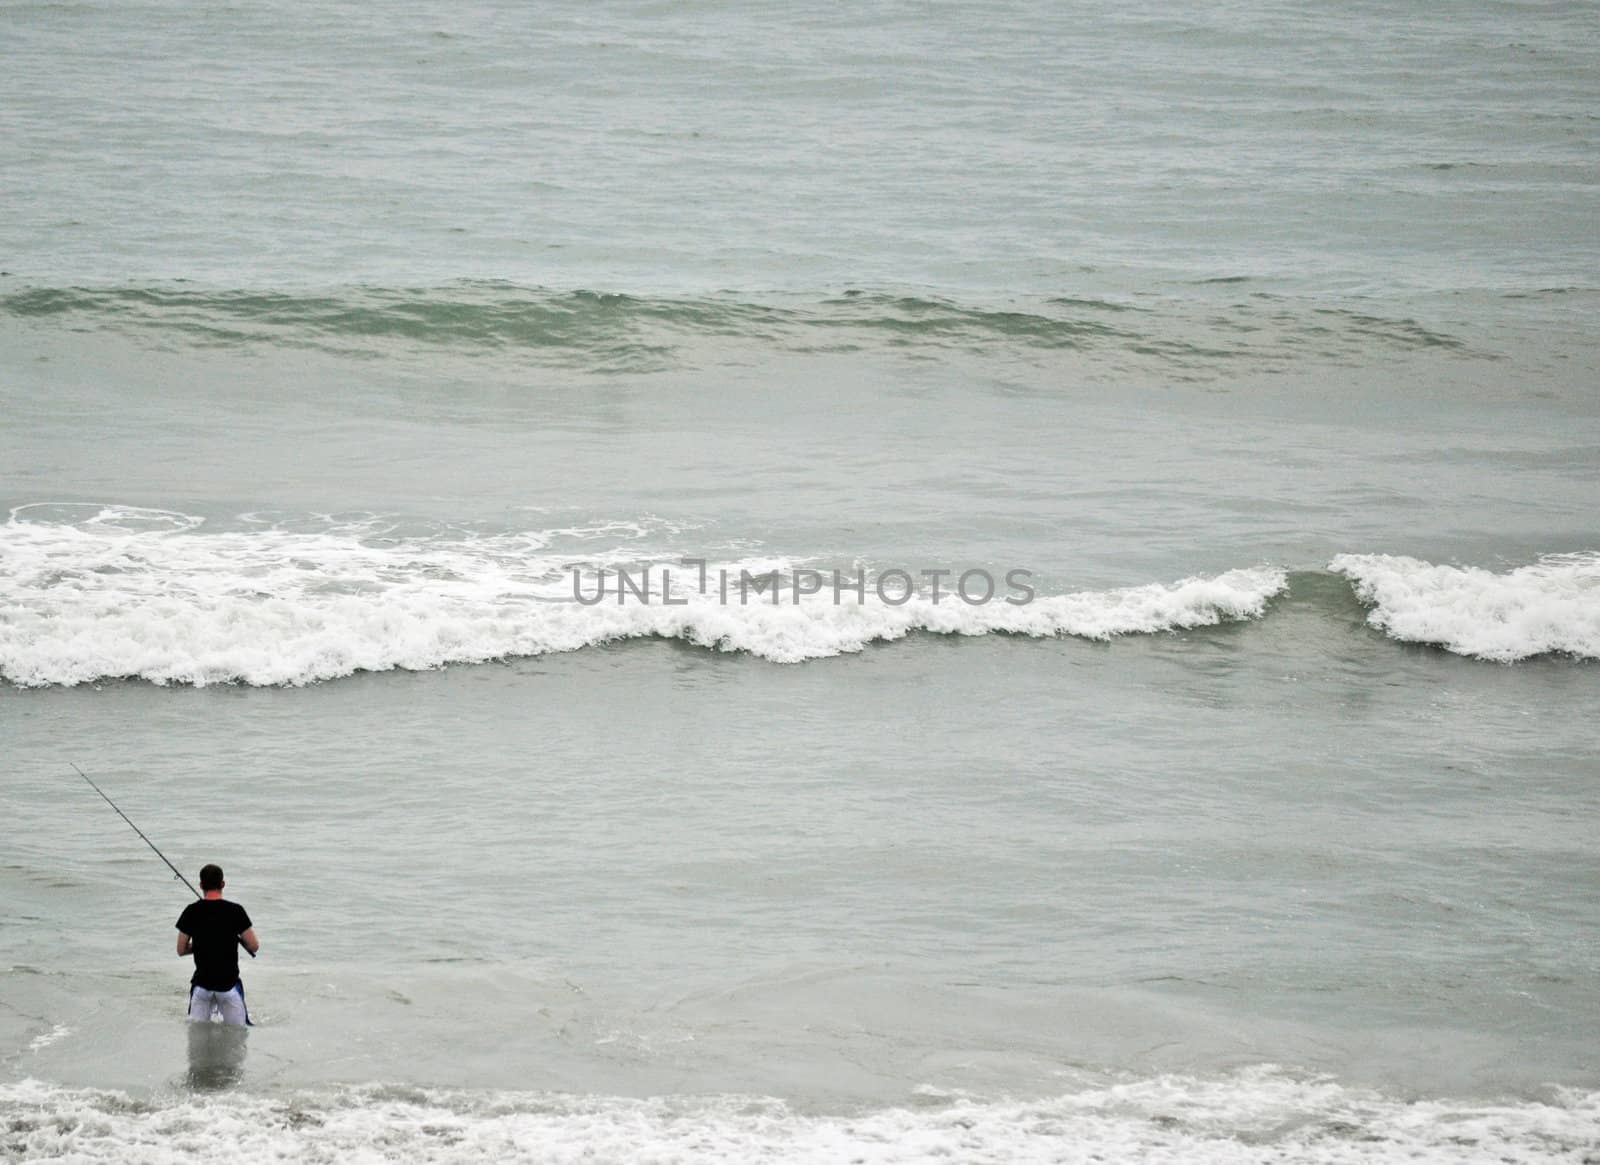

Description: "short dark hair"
199 864 224 891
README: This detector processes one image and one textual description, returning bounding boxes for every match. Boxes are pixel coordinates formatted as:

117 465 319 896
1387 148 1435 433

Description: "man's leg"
187 986 218 1021
215 984 248 1026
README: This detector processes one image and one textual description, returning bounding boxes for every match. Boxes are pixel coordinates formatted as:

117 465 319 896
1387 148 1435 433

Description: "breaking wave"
4 507 1594 686
0 505 1283 686
1 1070 1595 1164
1333 552 1600 662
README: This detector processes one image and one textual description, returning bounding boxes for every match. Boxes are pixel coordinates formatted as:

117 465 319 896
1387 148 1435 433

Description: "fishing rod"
71 762 254 957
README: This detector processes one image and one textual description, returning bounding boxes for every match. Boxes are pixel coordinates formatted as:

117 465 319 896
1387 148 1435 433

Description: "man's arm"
177 931 193 957
239 927 260 956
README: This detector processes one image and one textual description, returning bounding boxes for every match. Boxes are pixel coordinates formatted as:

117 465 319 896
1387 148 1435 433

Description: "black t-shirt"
176 899 252 991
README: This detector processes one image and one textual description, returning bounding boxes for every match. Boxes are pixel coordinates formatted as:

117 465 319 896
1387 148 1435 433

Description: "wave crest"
0 510 1284 687
0 282 1475 375
1331 553 1600 662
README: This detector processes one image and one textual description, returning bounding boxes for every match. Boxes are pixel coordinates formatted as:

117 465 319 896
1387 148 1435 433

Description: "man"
176 864 260 1025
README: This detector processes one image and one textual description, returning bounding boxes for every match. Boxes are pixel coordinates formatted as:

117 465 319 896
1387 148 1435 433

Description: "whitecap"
1332 552 1600 661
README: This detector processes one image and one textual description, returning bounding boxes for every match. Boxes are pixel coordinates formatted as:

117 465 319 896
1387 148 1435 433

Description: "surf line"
70 762 254 958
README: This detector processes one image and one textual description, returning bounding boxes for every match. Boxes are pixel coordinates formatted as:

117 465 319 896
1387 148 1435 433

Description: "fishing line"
71 762 254 957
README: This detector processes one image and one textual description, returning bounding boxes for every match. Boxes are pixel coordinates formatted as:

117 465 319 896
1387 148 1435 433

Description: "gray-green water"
2 0 1598 1160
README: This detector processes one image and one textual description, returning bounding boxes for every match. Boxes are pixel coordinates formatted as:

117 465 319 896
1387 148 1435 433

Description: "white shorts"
188 983 249 1025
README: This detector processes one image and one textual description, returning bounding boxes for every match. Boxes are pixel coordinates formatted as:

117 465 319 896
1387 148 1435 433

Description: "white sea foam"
25 1025 70 1053
1 1070 1595 1164
1331 552 1600 662
0 508 1285 686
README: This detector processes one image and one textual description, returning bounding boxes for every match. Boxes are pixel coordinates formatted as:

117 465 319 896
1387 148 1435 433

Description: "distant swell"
0 282 1473 374
1333 553 1600 662
2 1071 1596 1164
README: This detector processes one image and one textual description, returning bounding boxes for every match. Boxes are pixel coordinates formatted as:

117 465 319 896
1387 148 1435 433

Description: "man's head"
199 864 224 892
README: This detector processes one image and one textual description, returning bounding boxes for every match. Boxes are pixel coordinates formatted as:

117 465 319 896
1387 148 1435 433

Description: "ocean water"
3 0 1599 1160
